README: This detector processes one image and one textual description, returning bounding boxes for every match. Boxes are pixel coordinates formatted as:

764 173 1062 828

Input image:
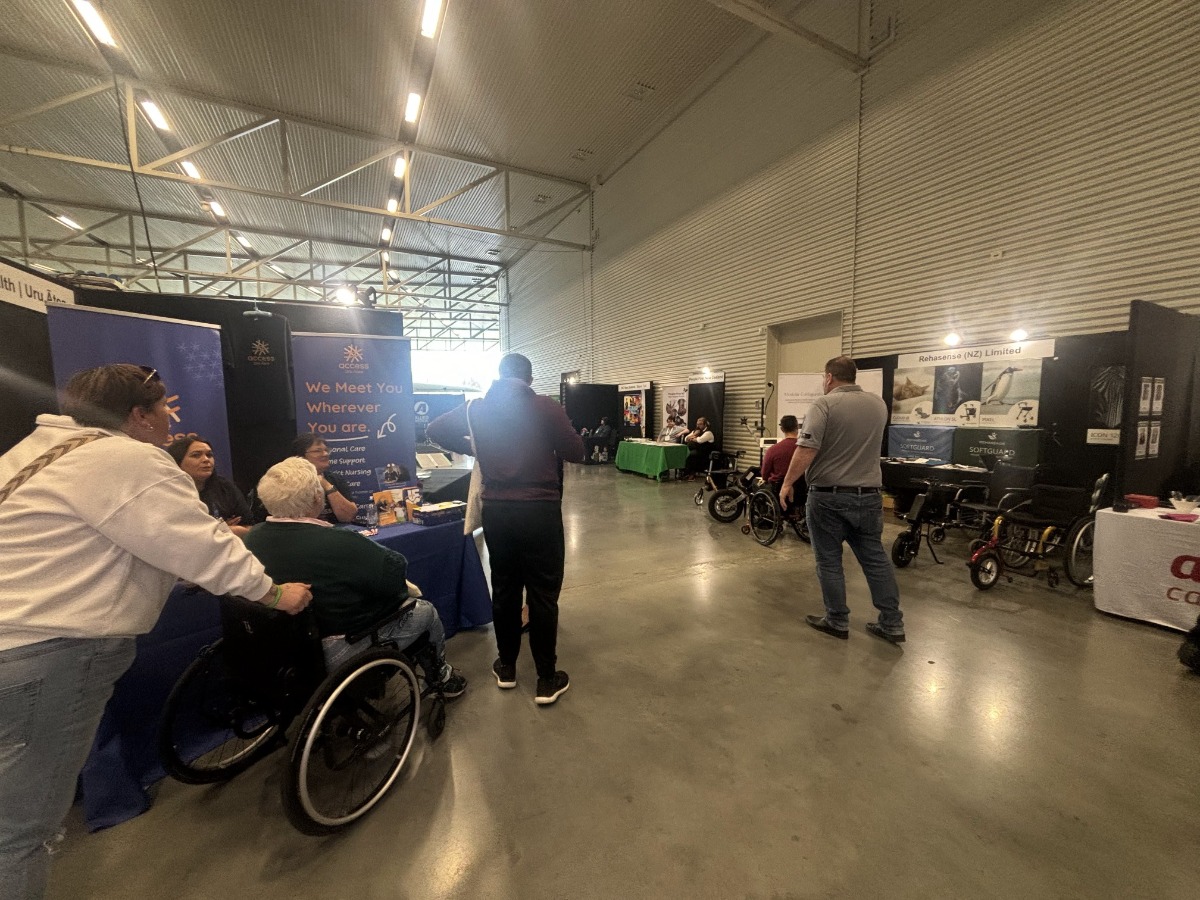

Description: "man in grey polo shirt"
780 356 905 643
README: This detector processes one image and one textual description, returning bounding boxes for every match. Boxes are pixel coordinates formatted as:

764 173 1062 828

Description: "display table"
615 440 690 481
1093 507 1200 632
78 520 491 831
881 459 990 514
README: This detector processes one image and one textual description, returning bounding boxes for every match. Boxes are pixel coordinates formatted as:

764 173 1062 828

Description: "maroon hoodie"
426 378 585 502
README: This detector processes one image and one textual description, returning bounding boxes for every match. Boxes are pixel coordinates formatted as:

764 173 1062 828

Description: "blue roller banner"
292 333 417 508
887 424 956 461
46 304 233 476
413 393 465 443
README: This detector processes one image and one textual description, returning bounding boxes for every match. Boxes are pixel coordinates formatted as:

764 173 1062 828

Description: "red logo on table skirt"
1170 556 1200 582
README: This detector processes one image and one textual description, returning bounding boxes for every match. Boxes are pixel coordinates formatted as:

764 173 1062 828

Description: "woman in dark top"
291 433 358 523
168 436 254 537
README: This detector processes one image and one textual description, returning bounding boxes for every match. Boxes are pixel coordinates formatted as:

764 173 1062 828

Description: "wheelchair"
742 479 810 546
158 595 449 835
692 450 745 508
966 473 1108 591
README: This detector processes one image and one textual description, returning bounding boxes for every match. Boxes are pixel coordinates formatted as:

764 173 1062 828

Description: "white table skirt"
1093 507 1200 632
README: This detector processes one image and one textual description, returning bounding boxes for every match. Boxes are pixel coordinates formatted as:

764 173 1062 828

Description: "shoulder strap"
0 431 111 506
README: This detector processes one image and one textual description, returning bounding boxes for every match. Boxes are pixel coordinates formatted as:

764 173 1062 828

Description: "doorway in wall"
765 312 843 434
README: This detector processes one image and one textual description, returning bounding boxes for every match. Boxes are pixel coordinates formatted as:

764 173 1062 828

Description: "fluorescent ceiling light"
393 157 407 179
944 332 962 347
404 92 422 124
235 234 252 248
386 197 399 212
208 200 226 218
1010 328 1028 342
380 227 392 242
335 287 355 304
56 215 82 230
139 99 170 131
72 0 117 47
420 0 444 38
180 160 201 179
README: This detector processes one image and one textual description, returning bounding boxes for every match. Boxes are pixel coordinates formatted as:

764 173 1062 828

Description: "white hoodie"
0 415 272 651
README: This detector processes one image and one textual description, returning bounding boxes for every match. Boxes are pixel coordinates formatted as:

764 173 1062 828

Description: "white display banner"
896 339 1055 369
0 259 74 311
777 372 824 434
858 368 884 401
661 384 688 431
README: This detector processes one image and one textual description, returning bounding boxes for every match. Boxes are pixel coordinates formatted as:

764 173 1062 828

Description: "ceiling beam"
141 117 278 171
704 0 868 72
0 82 112 129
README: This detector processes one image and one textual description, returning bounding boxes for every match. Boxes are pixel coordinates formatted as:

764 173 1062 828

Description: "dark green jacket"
243 521 408 637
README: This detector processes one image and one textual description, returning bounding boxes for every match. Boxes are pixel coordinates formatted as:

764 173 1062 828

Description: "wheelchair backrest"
1023 483 1091 524
218 596 327 706
1088 473 1111 514
989 461 1038 503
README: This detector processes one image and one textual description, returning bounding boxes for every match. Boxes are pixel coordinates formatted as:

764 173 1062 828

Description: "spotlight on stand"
361 287 377 309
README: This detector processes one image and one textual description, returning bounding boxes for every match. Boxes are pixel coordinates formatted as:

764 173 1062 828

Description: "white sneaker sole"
535 682 570 705
493 672 517 689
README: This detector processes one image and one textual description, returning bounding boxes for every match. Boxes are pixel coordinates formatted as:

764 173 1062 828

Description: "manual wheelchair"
158 595 449 835
742 478 810 546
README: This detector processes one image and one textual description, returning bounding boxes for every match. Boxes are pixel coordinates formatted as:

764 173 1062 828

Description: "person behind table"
168 435 254 537
244 458 467 693
666 416 689 443
584 416 613 462
0 364 312 899
291 433 357 523
682 416 715 476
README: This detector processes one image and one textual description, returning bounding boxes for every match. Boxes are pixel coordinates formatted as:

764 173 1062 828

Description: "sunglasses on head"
139 366 161 385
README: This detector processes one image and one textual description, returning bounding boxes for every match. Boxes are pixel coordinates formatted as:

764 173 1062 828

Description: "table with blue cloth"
615 440 690 481
78 520 491 831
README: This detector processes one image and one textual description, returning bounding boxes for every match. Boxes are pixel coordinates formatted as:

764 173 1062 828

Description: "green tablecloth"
615 441 690 481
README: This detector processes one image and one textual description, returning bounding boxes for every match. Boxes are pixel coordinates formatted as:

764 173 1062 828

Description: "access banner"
292 333 416 508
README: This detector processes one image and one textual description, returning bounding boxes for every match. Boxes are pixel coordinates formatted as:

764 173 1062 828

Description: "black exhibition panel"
0 296 56 454
853 352 898 456
686 381 725 449
562 382 620 433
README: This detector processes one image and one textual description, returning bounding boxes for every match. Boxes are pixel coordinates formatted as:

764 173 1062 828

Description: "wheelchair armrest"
344 599 419 646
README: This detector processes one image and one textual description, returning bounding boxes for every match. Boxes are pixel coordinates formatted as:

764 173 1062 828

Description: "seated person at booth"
683 416 715 475
656 419 675 442
666 416 689 442
244 458 467 695
292 432 357 524
168 435 255 537
761 416 800 486
584 417 614 462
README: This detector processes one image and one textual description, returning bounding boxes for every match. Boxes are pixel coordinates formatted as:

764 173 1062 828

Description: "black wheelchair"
742 479 810 546
158 595 449 835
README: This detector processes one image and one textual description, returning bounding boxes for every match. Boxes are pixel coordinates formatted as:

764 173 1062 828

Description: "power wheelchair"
158 595 449 835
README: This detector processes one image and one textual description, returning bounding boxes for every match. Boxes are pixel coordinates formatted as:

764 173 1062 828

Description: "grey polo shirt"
797 385 886 488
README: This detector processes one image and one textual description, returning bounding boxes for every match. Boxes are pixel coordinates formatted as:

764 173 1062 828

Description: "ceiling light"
380 227 392 242
235 234 252 249
335 287 355 305
139 99 171 131
1010 328 1028 342
56 215 82 230
386 197 399 212
404 92 422 124
702 367 712 376
72 1 117 47
944 332 962 347
393 157 407 179
180 160 201 179
420 0 444 38
208 200 226 218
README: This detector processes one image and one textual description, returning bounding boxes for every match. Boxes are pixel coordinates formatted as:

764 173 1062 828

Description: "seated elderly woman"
168 436 254 537
243 457 467 696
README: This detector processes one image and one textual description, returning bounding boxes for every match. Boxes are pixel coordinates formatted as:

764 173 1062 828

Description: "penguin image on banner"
978 360 1042 426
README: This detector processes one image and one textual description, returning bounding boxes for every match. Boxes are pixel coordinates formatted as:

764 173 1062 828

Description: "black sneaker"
865 622 906 644
805 615 849 639
492 659 517 689
535 671 570 706
437 668 468 699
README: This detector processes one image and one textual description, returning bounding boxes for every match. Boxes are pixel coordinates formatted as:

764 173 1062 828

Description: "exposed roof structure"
0 1 868 347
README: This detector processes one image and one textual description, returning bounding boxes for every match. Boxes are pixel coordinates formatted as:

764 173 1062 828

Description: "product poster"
1151 378 1165 416
1136 421 1149 459
1086 365 1124 446
890 365 936 424
1148 422 1161 459
618 381 650 437
1139 378 1152 415
978 360 1041 427
661 384 687 434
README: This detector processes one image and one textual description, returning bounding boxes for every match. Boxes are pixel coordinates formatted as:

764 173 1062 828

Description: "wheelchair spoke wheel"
159 641 284 785
891 532 918 568
748 491 781 546
284 649 420 835
970 551 1002 590
997 524 1036 569
1065 516 1096 588
789 512 811 544
707 488 744 523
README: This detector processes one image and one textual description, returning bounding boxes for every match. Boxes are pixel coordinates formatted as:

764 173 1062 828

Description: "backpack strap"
0 432 111 506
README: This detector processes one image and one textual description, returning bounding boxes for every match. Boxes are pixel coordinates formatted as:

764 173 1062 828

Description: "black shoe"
437 668 468 699
535 671 570 706
805 615 849 639
493 659 517 689
866 622 906 644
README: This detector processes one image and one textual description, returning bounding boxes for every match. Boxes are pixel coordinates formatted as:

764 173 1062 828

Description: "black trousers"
481 500 565 678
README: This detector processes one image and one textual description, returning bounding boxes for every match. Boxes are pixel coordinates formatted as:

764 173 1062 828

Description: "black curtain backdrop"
562 383 620 434
687 381 725 449
0 300 56 454
1119 300 1200 498
853 353 897 457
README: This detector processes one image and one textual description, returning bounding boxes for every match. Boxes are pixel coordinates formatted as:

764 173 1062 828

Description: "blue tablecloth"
78 520 491 831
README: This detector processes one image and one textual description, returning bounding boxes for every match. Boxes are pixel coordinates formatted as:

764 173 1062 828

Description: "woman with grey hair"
244 458 467 691
0 364 312 899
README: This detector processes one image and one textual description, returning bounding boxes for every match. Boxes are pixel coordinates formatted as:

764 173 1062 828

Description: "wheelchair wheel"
997 525 1036 570
891 532 918 568
747 490 782 546
1064 517 1096 588
693 487 704 506
929 527 946 544
283 649 420 835
159 641 285 785
788 512 811 544
707 488 744 523
970 551 1002 590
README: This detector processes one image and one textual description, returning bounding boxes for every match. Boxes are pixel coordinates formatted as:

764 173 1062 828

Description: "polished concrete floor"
50 465 1200 899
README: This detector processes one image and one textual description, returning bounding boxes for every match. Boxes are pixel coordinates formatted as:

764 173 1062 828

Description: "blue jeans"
321 599 450 682
805 492 904 633
0 637 136 899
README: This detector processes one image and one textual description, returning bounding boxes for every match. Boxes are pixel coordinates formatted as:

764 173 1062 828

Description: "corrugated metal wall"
507 0 1200 459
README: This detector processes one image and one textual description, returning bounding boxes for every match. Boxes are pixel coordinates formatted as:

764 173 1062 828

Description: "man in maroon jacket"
427 353 585 706
760 415 800 485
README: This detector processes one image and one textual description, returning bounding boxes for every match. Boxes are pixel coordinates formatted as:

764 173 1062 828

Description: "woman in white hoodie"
0 364 312 899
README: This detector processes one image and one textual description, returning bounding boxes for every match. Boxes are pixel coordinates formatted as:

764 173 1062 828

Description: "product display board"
660 384 687 430
619 381 650 438
777 372 823 431
952 427 1042 468
887 425 956 461
891 340 1054 427
1093 508 1200 631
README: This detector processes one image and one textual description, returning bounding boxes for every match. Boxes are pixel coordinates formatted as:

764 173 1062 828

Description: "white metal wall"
507 0 1200 458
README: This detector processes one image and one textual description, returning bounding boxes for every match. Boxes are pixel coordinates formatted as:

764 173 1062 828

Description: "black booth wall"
687 381 725 449
562 383 620 434
0 299 57 454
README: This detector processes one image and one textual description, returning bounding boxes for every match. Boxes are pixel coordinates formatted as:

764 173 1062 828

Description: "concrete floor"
50 465 1200 899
